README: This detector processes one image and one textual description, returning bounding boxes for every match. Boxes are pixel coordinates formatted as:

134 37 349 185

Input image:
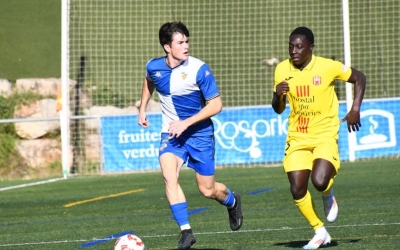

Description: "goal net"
67 0 399 174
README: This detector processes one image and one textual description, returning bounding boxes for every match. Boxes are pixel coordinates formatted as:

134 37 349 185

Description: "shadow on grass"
167 249 224 250
274 240 341 248
274 239 363 248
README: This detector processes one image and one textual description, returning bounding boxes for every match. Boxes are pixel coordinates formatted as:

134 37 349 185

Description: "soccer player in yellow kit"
271 27 366 249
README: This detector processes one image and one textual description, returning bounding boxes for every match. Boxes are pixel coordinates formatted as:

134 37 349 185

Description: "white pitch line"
0 177 65 192
0 239 88 247
0 222 398 247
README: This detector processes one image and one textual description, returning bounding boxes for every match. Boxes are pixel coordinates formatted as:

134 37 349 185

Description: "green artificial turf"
0 158 398 249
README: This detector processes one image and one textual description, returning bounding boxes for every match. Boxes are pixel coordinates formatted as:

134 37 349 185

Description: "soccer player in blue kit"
138 21 243 249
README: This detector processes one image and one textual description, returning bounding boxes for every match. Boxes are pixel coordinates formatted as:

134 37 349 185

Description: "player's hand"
138 113 149 128
168 120 188 138
341 110 361 132
276 81 290 96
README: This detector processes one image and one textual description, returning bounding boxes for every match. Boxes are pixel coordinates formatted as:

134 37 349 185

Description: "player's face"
165 32 189 64
288 35 314 69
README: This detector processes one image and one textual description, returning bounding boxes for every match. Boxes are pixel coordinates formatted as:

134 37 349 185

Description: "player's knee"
290 186 307 200
312 179 328 192
163 174 178 188
198 187 215 199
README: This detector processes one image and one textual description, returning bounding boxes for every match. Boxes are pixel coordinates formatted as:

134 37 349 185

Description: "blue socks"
221 188 235 208
171 202 189 227
171 189 235 229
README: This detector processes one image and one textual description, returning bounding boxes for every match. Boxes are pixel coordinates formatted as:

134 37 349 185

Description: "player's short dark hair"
159 21 190 47
289 27 314 45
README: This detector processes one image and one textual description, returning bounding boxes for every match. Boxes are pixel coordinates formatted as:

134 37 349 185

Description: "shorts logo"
313 76 322 86
341 64 348 72
160 143 167 151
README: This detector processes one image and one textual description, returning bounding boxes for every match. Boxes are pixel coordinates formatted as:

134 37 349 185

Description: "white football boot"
303 227 331 249
322 188 338 222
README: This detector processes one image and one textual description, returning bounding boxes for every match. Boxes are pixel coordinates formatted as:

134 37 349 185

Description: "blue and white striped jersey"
146 56 220 137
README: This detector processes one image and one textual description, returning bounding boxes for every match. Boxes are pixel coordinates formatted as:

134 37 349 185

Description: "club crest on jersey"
181 72 187 80
313 76 322 86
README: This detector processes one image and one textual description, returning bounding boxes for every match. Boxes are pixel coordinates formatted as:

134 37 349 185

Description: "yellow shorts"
283 136 340 173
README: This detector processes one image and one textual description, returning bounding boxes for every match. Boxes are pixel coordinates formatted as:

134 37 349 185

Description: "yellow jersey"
274 55 352 139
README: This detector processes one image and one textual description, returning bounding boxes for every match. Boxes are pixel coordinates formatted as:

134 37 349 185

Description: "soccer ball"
114 234 145 250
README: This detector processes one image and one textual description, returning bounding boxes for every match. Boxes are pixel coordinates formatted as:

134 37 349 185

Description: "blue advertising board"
101 114 162 172
101 98 399 172
211 106 289 164
338 98 399 160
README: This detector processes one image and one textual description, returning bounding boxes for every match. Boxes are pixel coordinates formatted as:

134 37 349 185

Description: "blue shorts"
159 133 216 176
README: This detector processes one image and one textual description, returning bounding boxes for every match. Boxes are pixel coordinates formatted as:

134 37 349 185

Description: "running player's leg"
159 152 187 225
195 173 243 231
287 170 331 249
312 139 339 223
187 135 243 231
284 141 329 249
287 170 324 230
159 134 196 249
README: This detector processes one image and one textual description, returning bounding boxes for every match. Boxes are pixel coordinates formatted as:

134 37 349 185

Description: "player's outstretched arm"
348 68 366 113
340 68 366 132
138 77 155 128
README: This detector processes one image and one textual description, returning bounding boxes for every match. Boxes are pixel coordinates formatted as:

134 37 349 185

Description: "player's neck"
165 56 184 68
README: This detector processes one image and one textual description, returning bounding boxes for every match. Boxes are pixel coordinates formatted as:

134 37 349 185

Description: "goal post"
342 0 357 162
61 0 70 178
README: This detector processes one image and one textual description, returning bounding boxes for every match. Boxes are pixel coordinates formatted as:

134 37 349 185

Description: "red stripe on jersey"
296 116 309 133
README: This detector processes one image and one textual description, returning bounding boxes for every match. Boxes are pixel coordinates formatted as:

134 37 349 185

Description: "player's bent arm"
139 77 155 113
184 96 222 127
271 92 286 114
138 78 155 126
347 68 366 112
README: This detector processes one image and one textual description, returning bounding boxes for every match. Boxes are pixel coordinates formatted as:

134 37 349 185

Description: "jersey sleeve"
145 59 154 81
273 62 285 92
196 63 220 100
333 61 352 82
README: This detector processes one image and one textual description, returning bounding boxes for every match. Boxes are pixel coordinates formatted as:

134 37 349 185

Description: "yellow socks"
322 179 334 196
295 190 324 230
